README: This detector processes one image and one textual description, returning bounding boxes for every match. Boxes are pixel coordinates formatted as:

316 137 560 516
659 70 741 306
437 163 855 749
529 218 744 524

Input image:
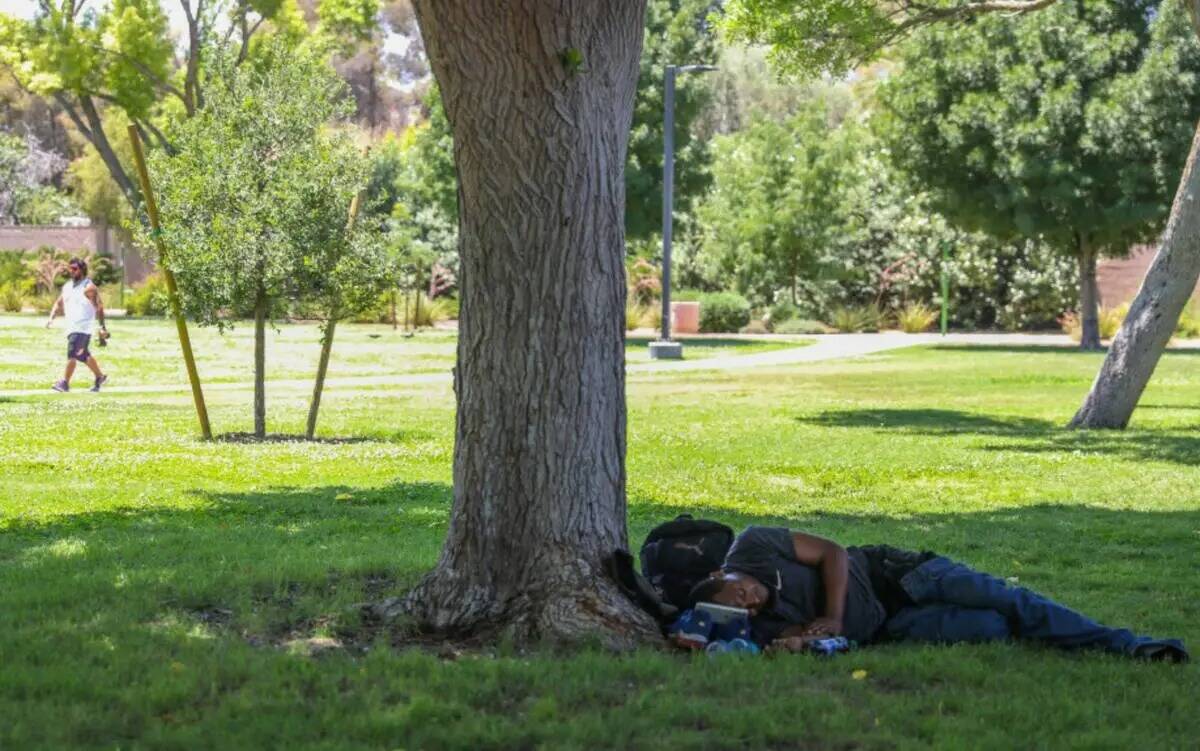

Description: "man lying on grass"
686 526 1188 662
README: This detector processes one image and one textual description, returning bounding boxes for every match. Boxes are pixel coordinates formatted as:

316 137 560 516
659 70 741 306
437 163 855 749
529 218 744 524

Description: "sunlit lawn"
2 315 1198 749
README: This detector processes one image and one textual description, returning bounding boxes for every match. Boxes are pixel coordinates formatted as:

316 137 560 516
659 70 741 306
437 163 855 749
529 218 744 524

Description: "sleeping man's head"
688 571 770 616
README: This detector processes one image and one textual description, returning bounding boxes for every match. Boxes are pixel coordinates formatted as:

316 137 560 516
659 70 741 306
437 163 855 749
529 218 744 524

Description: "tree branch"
136 117 177 155
76 93 144 221
85 42 190 109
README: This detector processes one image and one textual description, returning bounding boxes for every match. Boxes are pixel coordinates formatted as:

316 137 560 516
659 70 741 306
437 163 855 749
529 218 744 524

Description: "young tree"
296 179 393 439
141 42 354 438
693 98 857 307
876 0 1200 350
0 0 376 218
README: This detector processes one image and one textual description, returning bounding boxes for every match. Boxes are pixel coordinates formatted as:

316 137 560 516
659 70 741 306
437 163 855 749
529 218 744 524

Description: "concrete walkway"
5 332 1196 399
629 332 1075 374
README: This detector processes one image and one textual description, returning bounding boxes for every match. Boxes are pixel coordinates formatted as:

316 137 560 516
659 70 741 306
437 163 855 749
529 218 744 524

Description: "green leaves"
141 40 372 327
877 0 1200 253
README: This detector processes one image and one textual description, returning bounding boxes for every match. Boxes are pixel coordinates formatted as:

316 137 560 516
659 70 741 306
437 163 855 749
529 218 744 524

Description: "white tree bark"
389 0 660 647
1071 121 1200 428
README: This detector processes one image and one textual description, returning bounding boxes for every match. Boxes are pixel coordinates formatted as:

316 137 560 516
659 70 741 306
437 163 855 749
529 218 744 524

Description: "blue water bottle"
806 636 853 656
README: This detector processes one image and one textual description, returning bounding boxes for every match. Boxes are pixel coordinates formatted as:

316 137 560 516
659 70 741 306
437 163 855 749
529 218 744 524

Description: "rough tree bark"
1076 235 1102 351
382 0 661 648
1071 121 1200 428
253 288 268 438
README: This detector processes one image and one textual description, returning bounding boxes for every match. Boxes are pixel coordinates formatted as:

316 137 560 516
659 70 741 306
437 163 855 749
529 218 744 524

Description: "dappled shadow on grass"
797 408 1200 466
3 494 1199 750
6 476 1198 658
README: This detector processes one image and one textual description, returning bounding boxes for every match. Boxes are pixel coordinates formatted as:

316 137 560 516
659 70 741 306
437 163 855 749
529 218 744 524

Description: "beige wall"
1097 245 1200 307
0 224 155 286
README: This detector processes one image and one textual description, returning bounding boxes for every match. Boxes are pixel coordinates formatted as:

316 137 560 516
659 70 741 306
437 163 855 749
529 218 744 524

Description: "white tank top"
63 278 96 335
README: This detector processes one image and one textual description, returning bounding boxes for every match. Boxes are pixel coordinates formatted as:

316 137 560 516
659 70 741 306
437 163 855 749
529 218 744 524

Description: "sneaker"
90 374 108 393
667 608 714 650
51 380 68 392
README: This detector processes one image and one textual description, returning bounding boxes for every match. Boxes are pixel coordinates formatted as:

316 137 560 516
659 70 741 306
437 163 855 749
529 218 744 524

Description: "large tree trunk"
1070 121 1200 428
1077 235 1102 351
389 0 660 648
253 289 267 438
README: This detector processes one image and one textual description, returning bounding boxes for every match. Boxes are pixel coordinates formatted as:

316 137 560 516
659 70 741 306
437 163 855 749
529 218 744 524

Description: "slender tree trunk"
253 289 268 438
1071 121 1200 428
305 320 336 440
386 0 659 647
1077 236 1102 351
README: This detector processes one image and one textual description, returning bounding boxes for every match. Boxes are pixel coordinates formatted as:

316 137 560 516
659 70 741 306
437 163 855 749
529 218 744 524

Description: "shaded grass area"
2 331 1199 748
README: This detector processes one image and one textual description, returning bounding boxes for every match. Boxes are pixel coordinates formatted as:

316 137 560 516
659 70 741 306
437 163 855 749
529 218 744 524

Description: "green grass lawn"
2 316 1198 749
0 316 804 391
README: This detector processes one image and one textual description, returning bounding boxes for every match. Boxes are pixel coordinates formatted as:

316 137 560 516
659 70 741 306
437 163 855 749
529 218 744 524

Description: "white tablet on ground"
695 602 750 624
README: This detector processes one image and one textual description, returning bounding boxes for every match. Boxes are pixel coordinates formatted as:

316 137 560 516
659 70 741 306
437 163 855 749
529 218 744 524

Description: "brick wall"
1097 245 1200 307
0 224 155 285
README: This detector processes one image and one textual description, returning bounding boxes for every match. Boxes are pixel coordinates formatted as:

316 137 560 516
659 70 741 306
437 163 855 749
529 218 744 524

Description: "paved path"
5 332 1196 399
629 332 1076 374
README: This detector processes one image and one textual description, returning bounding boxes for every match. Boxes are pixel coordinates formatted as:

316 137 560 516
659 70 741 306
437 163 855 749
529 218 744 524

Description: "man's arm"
85 283 106 331
45 294 63 327
786 531 848 636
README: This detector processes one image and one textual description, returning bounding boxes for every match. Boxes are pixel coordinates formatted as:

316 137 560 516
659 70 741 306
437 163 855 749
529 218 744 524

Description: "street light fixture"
649 63 718 361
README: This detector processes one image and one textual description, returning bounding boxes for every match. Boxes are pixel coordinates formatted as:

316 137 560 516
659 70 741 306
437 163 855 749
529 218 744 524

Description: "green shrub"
124 273 171 317
1177 302 1200 339
641 304 662 332
412 295 451 327
29 292 57 314
773 318 830 335
828 304 881 333
896 302 937 333
0 252 28 286
625 303 644 331
1 281 27 312
1060 305 1126 342
671 288 704 302
767 300 798 326
698 292 751 333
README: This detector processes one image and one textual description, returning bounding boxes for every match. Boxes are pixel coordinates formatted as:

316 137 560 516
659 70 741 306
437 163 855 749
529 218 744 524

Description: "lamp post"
649 63 717 361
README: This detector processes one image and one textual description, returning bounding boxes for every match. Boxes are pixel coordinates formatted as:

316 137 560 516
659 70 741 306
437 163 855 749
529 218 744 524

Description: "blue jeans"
883 556 1187 659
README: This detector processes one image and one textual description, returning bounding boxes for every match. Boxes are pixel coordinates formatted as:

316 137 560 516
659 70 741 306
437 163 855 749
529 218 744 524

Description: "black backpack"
639 515 735 610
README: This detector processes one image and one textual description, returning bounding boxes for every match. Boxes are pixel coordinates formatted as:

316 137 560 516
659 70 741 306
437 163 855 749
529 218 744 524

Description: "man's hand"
45 318 53 329
768 635 818 654
801 616 844 637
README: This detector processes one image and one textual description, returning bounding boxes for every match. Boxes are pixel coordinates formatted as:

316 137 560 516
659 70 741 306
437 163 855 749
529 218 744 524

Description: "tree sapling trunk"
1077 236 1102 351
253 288 268 438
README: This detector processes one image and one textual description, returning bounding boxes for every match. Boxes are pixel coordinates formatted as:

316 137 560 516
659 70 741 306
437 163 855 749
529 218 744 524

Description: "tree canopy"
878 0 1200 254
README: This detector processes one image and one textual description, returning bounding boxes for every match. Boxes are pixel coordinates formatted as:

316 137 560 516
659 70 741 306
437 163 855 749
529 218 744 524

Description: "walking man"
46 257 108 393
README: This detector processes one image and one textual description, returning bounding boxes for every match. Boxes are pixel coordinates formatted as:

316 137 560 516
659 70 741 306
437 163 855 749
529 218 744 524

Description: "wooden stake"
127 126 213 440
305 192 362 440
